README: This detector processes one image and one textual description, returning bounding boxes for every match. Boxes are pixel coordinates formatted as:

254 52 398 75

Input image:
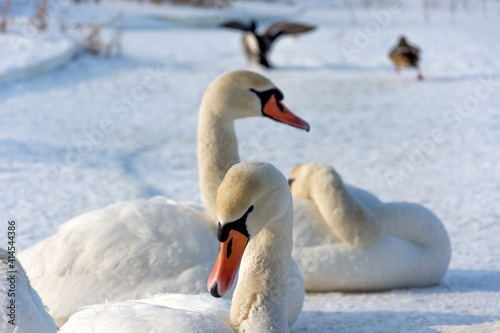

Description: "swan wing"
1 248 57 333
263 22 315 41
60 294 233 333
18 197 218 325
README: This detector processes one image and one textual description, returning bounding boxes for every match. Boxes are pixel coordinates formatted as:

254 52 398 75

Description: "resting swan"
288 162 451 291
0 248 57 333
60 162 300 333
18 70 309 327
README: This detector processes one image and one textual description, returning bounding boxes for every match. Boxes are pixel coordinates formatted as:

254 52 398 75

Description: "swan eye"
246 205 254 214
250 88 284 108
288 178 295 188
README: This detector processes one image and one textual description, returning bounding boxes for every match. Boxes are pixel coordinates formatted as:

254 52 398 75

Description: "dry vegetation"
8 0 496 58
30 0 50 31
25 0 124 57
0 0 11 33
76 13 123 56
339 0 496 24
145 0 233 7
68 0 231 6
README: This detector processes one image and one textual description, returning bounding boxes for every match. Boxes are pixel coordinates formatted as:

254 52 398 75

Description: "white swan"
60 162 300 333
288 162 451 291
197 70 309 224
18 70 308 327
0 248 57 333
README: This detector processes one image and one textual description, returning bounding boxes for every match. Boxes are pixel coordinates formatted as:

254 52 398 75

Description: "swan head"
288 162 344 199
203 70 310 131
207 161 291 298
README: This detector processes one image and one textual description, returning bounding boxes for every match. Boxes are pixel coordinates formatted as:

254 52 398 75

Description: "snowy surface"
0 34 76 83
1 0 500 332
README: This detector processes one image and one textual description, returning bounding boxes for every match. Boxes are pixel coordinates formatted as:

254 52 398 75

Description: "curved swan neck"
310 169 381 247
230 212 293 333
197 107 240 227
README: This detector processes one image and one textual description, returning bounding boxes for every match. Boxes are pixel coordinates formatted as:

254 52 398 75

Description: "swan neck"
230 213 292 332
310 171 381 247
197 108 240 226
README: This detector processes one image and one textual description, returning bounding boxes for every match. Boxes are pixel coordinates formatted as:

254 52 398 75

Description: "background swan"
288 162 451 291
0 248 57 333
60 162 302 333
18 70 308 327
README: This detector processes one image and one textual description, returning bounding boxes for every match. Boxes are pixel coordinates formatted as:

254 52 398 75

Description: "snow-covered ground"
0 34 76 83
1 0 499 332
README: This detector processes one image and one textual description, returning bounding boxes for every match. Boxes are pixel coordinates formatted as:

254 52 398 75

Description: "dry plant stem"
0 0 11 33
150 0 233 7
84 23 105 55
80 13 123 56
31 0 50 31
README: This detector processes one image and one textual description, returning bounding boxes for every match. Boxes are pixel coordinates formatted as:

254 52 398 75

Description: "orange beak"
263 95 310 132
207 229 249 298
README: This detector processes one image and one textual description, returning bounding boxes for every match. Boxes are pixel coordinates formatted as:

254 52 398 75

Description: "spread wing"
220 20 256 32
263 22 316 41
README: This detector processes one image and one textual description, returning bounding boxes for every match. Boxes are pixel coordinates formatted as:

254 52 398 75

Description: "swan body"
0 248 57 333
18 198 218 327
289 162 451 291
60 294 233 333
60 162 303 332
19 70 308 327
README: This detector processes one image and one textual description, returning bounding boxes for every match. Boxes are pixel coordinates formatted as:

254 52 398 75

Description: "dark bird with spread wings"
220 20 316 68
389 36 423 80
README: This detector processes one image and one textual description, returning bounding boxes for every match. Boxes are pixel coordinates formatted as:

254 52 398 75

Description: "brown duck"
390 36 423 80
